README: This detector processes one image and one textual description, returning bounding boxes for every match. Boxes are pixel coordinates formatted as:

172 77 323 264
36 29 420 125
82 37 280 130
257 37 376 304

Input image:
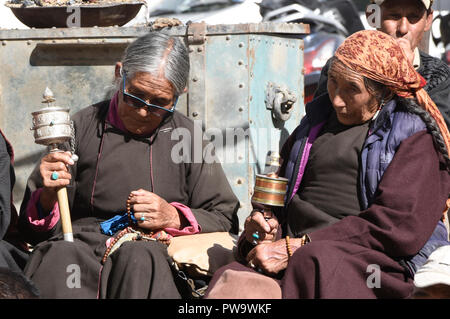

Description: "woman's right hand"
244 209 279 245
39 151 74 212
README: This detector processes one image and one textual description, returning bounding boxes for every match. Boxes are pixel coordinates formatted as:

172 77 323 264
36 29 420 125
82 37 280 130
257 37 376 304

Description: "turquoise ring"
252 231 260 240
140 217 145 222
50 171 59 181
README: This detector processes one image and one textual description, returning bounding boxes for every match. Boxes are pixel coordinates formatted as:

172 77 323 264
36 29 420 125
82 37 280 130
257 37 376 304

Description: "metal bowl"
6 2 144 28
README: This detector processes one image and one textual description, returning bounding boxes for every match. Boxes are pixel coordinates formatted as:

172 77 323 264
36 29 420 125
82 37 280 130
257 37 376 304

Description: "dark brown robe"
18 101 240 298
0 130 29 272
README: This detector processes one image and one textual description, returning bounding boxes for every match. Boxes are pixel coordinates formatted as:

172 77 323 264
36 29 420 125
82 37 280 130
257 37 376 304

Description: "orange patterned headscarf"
334 30 450 158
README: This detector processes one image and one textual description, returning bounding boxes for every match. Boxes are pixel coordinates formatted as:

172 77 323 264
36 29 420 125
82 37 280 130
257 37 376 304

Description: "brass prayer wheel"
252 173 288 207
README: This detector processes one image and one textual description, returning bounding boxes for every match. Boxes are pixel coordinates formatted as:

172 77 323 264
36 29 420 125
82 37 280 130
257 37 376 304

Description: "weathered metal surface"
0 23 307 231
200 30 305 228
0 22 309 39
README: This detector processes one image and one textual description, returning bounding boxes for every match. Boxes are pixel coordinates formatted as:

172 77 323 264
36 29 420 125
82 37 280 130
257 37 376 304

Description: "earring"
378 98 385 110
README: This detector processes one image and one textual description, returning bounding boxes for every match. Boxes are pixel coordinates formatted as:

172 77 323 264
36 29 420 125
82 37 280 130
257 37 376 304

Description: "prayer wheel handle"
57 187 73 242
49 146 74 242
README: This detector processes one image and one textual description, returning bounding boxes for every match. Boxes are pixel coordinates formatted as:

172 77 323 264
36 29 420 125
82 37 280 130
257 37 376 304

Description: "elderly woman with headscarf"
205 30 450 299
17 32 239 299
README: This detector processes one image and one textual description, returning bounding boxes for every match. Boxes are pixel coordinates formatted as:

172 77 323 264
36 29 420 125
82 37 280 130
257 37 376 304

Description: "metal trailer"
0 22 308 231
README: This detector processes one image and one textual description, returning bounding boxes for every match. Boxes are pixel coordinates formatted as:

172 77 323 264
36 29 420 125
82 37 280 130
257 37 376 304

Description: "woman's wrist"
39 187 58 214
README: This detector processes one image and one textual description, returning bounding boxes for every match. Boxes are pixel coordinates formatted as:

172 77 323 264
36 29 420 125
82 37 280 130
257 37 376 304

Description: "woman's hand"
128 189 182 231
246 240 288 276
244 209 279 244
396 38 414 65
39 151 74 212
246 237 303 276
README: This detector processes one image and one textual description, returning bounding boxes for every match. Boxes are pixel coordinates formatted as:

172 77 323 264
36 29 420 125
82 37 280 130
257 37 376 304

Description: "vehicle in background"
302 32 345 103
146 0 365 103
260 0 364 103
146 0 263 24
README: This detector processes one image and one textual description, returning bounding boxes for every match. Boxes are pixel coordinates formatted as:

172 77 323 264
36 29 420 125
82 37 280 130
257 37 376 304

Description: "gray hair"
120 32 190 96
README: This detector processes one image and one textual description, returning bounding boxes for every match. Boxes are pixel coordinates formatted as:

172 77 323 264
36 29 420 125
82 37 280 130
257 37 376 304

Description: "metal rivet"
238 107 243 112
237 179 243 185
197 47 203 52
238 60 244 66
192 77 198 82
192 112 198 117
239 83 244 88
238 42 244 48
226 35 231 40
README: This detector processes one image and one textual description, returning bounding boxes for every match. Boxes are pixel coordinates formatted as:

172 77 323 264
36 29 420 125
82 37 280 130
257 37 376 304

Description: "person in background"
412 246 450 299
315 0 450 129
0 129 34 297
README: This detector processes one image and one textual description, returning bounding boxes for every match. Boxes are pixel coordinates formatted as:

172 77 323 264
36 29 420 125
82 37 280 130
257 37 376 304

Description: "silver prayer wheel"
31 87 72 148
31 106 72 147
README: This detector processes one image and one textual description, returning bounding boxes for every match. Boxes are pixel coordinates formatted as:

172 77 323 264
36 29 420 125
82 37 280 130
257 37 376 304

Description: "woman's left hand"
128 189 181 230
246 239 289 276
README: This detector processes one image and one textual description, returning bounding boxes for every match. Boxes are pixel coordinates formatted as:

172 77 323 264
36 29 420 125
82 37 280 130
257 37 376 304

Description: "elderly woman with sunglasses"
17 32 239 298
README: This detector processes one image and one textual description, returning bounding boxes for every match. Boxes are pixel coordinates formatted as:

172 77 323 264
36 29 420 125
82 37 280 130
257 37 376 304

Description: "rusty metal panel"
0 24 307 231
197 28 305 230
203 33 251 224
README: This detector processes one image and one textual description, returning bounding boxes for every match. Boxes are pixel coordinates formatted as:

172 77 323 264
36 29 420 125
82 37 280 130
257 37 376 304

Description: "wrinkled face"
327 59 380 126
378 0 433 50
118 71 176 135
